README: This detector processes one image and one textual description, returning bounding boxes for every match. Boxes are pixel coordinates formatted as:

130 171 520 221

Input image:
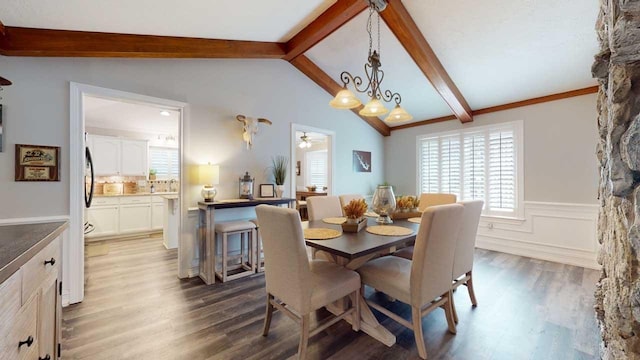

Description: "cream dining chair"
338 194 364 211
357 204 464 360
255 205 361 360
418 193 457 212
307 195 342 221
395 200 484 323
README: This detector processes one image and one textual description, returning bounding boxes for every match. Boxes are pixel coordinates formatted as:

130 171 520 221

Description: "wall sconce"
199 163 219 202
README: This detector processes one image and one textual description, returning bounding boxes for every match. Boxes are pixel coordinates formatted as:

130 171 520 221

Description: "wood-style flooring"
63 236 600 359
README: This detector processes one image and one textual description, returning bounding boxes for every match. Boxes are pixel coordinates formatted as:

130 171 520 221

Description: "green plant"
149 169 157 175
271 156 288 185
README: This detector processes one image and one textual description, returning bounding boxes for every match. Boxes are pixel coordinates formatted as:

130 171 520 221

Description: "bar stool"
214 220 257 282
250 219 264 272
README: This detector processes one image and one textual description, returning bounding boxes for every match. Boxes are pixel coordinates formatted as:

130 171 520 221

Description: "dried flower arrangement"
343 199 368 220
396 196 413 210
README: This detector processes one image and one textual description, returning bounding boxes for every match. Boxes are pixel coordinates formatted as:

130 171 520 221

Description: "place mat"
364 211 379 218
304 228 342 240
366 225 414 236
408 217 422 224
323 217 347 225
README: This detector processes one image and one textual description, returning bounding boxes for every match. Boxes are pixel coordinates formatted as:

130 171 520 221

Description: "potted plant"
342 199 368 232
271 155 288 197
149 169 157 180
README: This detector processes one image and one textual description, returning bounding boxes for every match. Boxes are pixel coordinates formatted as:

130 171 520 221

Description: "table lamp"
199 163 219 202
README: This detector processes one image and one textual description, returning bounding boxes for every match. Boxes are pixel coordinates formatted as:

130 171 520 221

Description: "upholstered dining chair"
357 204 464 360
395 200 484 323
255 205 361 360
418 193 457 212
339 194 364 211
307 195 342 221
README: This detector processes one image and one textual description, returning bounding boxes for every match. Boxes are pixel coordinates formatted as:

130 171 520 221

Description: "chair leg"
444 291 457 334
298 314 310 360
262 293 274 336
467 271 478 306
351 289 361 332
411 306 428 360
450 291 459 324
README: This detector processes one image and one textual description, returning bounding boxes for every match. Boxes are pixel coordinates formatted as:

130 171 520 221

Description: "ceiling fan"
298 132 312 149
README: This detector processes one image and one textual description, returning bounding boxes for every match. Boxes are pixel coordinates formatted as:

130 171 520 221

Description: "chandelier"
329 0 412 123
298 132 312 148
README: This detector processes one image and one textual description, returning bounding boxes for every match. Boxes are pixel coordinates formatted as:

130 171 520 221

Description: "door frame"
69 82 187 305
290 123 335 198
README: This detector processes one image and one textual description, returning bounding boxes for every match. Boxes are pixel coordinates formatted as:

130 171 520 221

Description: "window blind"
149 147 179 179
418 121 521 217
305 150 328 188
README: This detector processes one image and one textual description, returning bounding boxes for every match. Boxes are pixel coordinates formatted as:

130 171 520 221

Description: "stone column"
593 0 640 358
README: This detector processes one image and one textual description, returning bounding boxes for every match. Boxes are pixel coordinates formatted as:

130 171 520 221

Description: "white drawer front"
92 197 120 206
151 195 164 204
120 196 151 205
21 237 60 306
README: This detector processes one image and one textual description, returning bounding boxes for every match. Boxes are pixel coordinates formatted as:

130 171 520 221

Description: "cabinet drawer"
151 195 164 204
0 269 22 336
2 294 38 360
92 197 120 206
22 237 60 306
120 196 151 205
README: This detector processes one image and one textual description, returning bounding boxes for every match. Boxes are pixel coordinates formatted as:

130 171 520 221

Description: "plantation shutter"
149 147 179 179
419 138 439 193
462 133 485 201
306 150 327 188
440 136 461 198
488 129 516 212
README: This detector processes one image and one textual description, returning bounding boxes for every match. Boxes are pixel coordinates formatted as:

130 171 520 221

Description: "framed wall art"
259 183 275 198
353 150 371 173
15 144 60 181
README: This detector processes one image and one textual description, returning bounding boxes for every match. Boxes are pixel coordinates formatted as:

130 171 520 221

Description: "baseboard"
0 215 70 225
476 201 600 270
85 230 162 242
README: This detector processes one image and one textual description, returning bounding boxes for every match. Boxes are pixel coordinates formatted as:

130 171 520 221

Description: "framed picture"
259 183 275 198
353 150 371 173
15 144 60 181
296 161 301 176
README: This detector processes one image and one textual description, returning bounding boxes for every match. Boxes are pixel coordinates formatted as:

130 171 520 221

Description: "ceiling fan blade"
0 76 12 86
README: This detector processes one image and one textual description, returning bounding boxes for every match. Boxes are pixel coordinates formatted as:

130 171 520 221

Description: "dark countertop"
0 221 68 284
198 198 295 209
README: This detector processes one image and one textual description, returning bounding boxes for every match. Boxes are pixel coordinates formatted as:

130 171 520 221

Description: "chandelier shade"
329 87 362 109
385 104 413 123
359 98 389 117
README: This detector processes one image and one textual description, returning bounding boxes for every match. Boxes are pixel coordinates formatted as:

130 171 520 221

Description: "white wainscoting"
476 201 600 269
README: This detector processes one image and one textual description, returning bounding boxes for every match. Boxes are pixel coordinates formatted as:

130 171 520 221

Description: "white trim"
475 201 599 269
290 124 336 197
69 82 187 304
0 215 70 225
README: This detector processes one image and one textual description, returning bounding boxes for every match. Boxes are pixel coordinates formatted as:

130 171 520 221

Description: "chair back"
255 205 312 313
453 200 484 279
307 196 342 221
418 193 457 212
339 194 365 213
410 204 464 307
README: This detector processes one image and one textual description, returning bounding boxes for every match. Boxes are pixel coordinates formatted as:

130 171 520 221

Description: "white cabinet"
119 204 152 233
121 140 148 176
151 203 164 230
86 206 119 237
88 135 148 176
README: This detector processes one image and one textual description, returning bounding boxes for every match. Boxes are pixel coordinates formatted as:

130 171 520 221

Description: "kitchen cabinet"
86 205 119 237
151 203 164 230
88 135 148 176
119 204 152 233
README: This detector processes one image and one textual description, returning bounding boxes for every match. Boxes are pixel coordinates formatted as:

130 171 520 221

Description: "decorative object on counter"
148 168 157 180
328 1 412 123
353 150 371 172
14 144 60 181
199 163 219 202
236 114 272 149
296 160 301 176
372 184 396 224
103 182 123 195
306 185 317 192
271 155 288 198
342 198 368 232
150 183 156 193
239 171 254 199
259 184 275 198
123 181 137 194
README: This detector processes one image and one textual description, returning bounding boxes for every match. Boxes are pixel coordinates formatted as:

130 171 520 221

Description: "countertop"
0 221 68 284
95 192 178 197
198 198 295 209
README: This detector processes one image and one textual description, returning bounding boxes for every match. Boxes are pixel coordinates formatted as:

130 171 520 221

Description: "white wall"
385 94 600 268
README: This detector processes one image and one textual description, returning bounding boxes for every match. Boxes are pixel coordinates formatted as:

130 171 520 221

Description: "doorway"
69 83 186 305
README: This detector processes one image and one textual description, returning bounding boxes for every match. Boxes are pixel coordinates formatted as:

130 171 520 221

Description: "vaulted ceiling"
0 0 599 136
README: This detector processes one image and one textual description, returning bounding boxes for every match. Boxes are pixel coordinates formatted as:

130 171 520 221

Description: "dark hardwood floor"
63 236 600 359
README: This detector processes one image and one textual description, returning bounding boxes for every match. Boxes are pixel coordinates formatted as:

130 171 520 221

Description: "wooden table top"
304 217 418 260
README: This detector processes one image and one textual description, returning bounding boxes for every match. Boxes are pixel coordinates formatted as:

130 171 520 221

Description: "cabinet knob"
39 355 51 360
18 335 34 348
44 258 56 266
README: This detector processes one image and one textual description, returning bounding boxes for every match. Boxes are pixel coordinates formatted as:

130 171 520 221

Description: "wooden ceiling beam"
380 0 473 123
290 55 391 136
0 27 286 58
389 86 599 132
283 0 367 61
0 20 5 37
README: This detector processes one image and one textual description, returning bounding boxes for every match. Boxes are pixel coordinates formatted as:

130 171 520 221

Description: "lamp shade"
199 163 219 186
359 98 389 116
385 105 413 123
329 88 362 109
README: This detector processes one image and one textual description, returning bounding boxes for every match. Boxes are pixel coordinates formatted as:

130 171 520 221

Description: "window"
149 146 179 179
417 121 523 217
305 150 328 188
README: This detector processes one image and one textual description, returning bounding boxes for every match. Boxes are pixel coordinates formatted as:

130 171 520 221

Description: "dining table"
303 216 420 347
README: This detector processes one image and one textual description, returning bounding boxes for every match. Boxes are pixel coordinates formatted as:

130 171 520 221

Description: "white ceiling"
0 0 600 127
84 96 179 136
